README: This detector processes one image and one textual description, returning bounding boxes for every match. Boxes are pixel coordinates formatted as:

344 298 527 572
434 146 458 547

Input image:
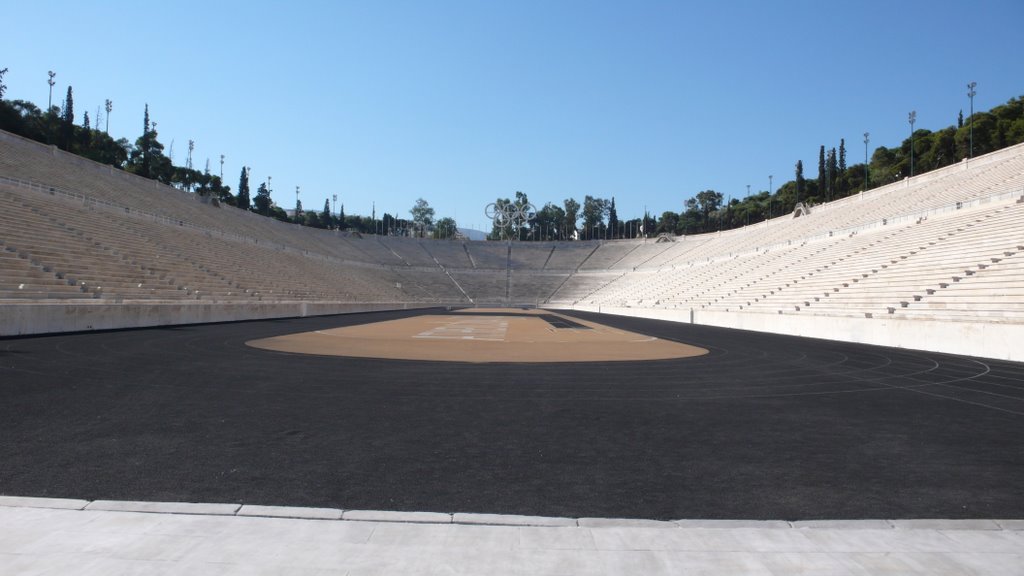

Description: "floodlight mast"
47 71 56 144
967 82 977 159
863 132 870 191
104 99 112 134
908 111 916 177
47 71 55 110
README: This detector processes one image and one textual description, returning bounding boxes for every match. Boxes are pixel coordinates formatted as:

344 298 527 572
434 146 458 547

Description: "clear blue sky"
3 0 1022 231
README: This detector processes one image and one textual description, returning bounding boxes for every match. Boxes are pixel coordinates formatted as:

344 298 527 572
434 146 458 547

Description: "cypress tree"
322 199 332 229
139 104 152 177
826 148 838 201
795 160 805 204
59 86 74 151
817 145 826 198
81 111 91 151
237 167 251 210
607 197 619 239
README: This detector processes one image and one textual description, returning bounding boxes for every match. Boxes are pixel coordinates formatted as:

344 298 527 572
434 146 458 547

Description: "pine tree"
237 167 251 210
958 110 964 129
253 182 271 215
0 67 7 99
338 203 346 230
838 139 847 174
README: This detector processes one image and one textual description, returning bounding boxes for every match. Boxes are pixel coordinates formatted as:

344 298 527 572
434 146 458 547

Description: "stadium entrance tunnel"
245 308 708 363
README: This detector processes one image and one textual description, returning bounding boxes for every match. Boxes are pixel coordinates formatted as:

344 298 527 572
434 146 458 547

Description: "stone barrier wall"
0 301 434 337
553 304 1024 362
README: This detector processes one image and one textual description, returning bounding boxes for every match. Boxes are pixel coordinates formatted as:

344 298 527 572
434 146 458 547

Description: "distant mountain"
458 228 488 241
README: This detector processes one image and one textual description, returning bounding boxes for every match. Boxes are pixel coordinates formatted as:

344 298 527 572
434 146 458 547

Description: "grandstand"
2 128 1023 360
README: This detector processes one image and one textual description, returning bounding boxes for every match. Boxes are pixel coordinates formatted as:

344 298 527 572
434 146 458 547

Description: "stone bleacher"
2 127 1023 355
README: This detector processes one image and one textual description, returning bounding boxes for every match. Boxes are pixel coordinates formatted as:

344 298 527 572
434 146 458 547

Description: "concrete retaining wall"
5 299 1019 363
0 301 433 337
554 304 1024 363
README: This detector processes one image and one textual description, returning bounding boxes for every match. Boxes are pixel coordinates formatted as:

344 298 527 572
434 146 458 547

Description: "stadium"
2 120 1024 572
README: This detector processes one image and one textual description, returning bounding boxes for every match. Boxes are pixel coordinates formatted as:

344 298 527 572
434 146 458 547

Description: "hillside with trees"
2 67 1021 241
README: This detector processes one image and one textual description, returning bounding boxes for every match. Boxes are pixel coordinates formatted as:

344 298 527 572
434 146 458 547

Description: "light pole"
967 81 977 159
104 99 112 134
332 194 337 229
219 155 225 180
295 186 300 223
908 111 916 177
47 71 56 110
768 175 773 219
186 140 195 192
863 132 870 191
47 71 56 144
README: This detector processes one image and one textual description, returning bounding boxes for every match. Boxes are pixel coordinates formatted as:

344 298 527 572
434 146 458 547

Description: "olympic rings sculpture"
485 201 536 237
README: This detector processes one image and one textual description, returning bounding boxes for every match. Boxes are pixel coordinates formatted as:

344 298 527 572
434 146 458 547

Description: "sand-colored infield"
247 308 708 363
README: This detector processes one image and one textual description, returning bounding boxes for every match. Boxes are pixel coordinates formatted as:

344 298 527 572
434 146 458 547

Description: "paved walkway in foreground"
1 497 1022 575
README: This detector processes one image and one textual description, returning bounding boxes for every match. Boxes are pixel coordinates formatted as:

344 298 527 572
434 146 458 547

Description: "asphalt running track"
2 308 1023 521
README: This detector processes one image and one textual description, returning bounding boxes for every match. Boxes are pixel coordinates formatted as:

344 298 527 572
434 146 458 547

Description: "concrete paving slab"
675 519 792 529
792 519 894 530
452 512 576 527
890 519 1002 530
1 505 1022 575
578 517 677 528
0 495 90 510
590 526 707 551
759 551 858 575
943 552 1024 576
342 509 452 524
936 529 1024 553
595 549 683 574
511 547 610 575
518 526 597 550
668 551 774 575
831 551 929 575
995 519 1024 530
236 504 343 520
367 521 451 547
86 500 241 516
729 527 821 552
799 528 915 553
443 523 520 550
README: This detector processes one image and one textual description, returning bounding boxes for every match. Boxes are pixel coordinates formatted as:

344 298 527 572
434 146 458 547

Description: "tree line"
2 67 1022 241
487 94 1024 240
